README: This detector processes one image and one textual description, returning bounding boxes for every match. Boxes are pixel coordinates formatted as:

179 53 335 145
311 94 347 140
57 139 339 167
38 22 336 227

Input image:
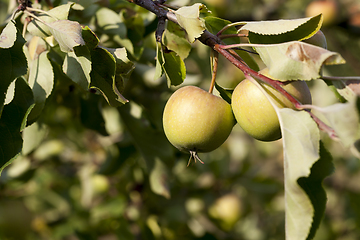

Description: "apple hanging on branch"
162 86 235 165
231 70 312 141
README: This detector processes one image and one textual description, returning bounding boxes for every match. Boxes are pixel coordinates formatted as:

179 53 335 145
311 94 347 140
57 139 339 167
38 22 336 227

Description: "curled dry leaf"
254 41 345 81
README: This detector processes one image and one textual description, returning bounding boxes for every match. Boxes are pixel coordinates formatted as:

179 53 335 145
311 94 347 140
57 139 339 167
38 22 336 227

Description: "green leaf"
174 3 209 43
27 51 54 123
154 42 164 81
27 2 76 37
48 20 85 52
214 82 233 104
162 50 186 87
89 47 128 107
0 20 17 49
0 24 27 117
0 78 34 175
297 142 334 240
95 7 127 38
82 26 100 50
63 45 92 90
242 15 323 44
254 41 345 81
249 76 326 240
163 21 192 60
155 43 186 86
278 108 321 240
105 47 135 84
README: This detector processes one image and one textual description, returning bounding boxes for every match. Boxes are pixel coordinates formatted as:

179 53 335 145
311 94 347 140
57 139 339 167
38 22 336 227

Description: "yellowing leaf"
174 3 208 43
254 41 345 81
48 20 85 52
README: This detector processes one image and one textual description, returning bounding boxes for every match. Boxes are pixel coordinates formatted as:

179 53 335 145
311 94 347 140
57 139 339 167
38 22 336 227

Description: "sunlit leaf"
27 2 76 37
311 99 360 147
254 41 345 81
106 47 135 83
174 3 209 43
250 76 330 240
154 42 164 81
242 15 323 44
48 20 85 52
0 26 27 117
0 21 17 49
278 108 321 240
163 21 192 60
27 51 54 122
154 42 185 86
0 78 34 175
63 45 92 90
297 142 334 240
162 50 186 87
330 79 360 101
89 47 128 107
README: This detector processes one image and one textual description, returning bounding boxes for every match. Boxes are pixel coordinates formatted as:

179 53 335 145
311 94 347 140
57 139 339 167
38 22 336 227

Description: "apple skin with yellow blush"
231 77 312 141
163 86 235 153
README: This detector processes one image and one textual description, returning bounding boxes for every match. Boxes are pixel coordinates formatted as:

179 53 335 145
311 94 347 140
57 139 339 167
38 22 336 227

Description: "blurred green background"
0 0 360 239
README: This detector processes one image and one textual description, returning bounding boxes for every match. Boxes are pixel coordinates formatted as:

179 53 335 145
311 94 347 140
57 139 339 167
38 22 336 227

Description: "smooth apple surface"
231 79 312 141
163 86 235 153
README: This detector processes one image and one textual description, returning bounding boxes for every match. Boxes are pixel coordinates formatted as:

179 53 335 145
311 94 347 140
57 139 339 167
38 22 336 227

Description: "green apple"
305 0 338 27
303 30 327 49
163 86 235 161
231 75 312 141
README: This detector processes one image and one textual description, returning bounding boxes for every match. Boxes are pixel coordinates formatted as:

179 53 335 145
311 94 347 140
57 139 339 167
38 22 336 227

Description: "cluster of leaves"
1 0 360 240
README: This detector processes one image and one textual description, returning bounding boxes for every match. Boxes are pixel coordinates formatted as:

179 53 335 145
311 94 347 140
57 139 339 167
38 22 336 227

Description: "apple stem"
209 51 219 94
188 151 204 167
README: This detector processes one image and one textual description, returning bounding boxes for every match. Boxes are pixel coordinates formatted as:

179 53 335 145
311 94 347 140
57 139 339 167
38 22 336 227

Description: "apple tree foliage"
1 0 360 239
